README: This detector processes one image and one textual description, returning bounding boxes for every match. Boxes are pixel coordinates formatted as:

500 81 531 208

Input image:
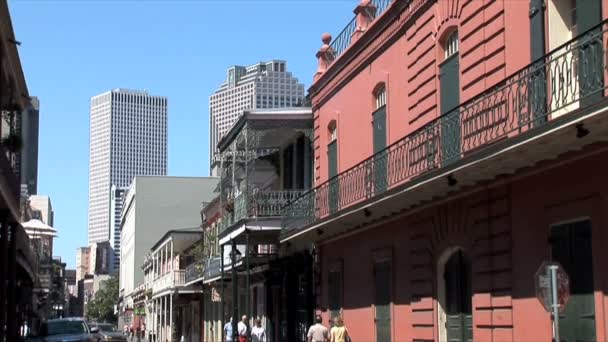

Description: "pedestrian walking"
237 315 249 342
224 317 234 342
307 315 329 342
330 316 349 342
251 318 266 342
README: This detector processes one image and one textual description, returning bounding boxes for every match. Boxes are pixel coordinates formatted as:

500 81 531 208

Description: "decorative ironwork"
219 190 307 234
283 19 608 234
329 0 400 61
185 259 205 284
203 256 222 280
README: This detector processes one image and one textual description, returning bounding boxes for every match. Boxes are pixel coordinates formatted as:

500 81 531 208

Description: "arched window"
375 85 386 109
328 120 337 142
444 31 459 59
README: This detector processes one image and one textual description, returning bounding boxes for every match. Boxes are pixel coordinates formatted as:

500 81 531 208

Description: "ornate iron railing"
185 259 205 284
219 190 307 234
329 0 399 60
203 256 222 280
283 19 608 234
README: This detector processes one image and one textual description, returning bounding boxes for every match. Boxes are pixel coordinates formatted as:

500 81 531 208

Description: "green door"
440 53 461 165
373 107 387 194
328 141 338 214
444 250 473 342
576 0 604 107
551 220 596 342
374 260 391 342
328 270 342 321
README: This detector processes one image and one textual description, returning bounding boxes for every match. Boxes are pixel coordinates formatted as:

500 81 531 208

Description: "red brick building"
281 0 608 341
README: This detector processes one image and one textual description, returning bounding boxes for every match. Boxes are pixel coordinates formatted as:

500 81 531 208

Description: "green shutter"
551 220 596 342
577 0 604 107
374 261 392 342
529 0 547 126
328 141 339 214
373 107 388 194
440 53 461 165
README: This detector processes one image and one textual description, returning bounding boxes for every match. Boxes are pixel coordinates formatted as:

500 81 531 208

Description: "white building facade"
88 88 167 268
209 60 305 175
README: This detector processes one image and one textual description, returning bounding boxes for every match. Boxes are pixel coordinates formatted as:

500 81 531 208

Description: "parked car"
91 323 126 342
27 317 98 342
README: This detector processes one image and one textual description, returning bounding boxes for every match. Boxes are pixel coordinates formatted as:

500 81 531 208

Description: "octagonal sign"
535 261 570 313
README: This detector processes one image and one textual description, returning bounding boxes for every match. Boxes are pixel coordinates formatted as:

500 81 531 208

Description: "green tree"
85 276 118 323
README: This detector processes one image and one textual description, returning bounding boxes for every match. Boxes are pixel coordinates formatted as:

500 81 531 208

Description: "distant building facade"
28 195 53 227
209 60 305 175
118 176 218 326
87 89 168 274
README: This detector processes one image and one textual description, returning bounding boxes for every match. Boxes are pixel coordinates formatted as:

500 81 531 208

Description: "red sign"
535 261 570 313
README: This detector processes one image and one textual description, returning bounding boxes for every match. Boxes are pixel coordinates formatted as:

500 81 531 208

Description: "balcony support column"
7 221 17 342
245 230 250 323
170 239 174 272
169 294 173 342
220 244 225 333
230 240 238 341
0 210 8 342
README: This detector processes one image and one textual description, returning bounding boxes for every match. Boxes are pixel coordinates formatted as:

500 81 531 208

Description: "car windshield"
97 324 116 332
42 321 88 336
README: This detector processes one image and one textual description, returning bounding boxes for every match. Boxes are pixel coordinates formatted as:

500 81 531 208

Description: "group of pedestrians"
223 315 267 342
307 315 349 342
222 314 349 342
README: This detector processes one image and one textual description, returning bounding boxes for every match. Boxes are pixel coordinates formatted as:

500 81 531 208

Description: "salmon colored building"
280 0 608 341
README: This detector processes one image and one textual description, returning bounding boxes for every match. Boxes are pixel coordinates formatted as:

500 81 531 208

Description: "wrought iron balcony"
329 0 397 62
219 190 307 234
283 19 608 235
185 259 205 284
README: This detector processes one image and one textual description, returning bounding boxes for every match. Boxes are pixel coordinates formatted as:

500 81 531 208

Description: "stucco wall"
317 149 608 341
122 176 218 296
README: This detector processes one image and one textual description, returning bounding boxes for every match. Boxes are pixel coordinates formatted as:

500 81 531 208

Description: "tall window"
445 31 459 59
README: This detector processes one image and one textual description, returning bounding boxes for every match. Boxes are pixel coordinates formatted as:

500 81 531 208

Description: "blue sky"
8 0 354 268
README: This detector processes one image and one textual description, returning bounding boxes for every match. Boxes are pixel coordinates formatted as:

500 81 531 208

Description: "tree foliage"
86 276 118 323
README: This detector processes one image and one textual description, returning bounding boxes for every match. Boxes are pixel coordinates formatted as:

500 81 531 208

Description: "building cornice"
309 0 432 110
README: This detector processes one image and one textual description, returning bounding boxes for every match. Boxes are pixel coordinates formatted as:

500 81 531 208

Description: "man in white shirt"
237 315 248 342
307 315 329 342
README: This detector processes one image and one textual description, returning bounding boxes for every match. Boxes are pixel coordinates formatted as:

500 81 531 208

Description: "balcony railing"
330 0 398 61
152 270 185 294
283 19 608 235
185 260 205 284
203 256 222 280
219 190 307 234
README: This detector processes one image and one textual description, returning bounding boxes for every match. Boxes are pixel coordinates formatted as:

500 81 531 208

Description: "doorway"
437 248 472 342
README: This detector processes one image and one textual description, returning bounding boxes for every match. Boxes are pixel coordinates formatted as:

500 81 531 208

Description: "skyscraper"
88 89 167 268
209 60 305 175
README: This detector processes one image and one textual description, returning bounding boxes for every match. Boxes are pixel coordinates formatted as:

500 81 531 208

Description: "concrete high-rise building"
109 185 128 272
29 194 54 227
209 60 305 175
88 89 168 266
